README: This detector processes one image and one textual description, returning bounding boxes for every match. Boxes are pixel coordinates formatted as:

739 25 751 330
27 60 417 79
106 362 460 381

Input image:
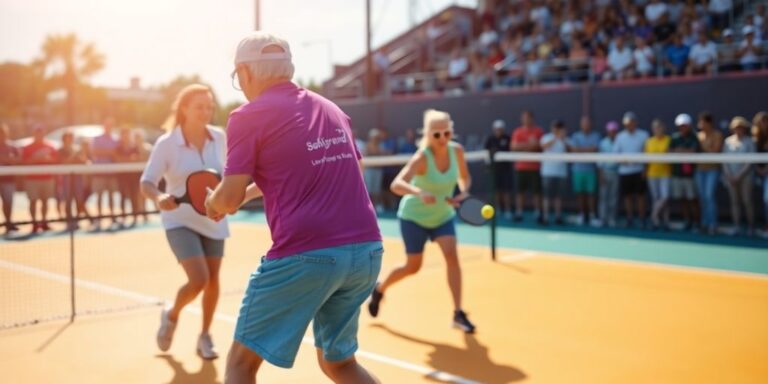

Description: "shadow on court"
371 324 526 384
35 322 72 353
156 355 220 384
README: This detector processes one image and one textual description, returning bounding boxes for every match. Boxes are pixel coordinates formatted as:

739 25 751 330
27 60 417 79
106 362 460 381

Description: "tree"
40 33 105 125
0 62 46 119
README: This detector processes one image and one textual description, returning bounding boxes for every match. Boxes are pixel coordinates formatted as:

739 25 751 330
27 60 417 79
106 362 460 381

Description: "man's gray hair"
245 59 295 81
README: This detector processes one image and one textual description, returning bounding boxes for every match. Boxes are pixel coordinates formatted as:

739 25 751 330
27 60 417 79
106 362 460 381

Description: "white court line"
494 248 768 281
0 259 163 304
497 251 539 263
0 258 483 384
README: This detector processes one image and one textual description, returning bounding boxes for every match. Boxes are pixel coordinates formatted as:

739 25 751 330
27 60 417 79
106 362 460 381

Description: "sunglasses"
432 131 453 139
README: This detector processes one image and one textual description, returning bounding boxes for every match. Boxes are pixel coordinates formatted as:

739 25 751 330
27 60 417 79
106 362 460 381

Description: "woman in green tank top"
367 109 476 333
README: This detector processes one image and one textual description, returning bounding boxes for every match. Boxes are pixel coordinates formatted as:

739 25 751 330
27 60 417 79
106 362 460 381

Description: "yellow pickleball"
481 204 495 219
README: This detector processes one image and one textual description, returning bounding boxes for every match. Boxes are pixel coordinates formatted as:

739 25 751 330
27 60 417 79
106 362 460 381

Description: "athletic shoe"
554 217 565 226
156 308 177 352
452 310 476 334
367 285 383 318
197 333 218 360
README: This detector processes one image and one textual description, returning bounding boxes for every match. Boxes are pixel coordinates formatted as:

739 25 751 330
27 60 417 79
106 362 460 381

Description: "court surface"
1 214 767 384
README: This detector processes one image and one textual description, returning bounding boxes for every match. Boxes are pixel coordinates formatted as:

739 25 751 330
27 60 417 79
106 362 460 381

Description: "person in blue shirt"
664 34 690 76
398 128 418 154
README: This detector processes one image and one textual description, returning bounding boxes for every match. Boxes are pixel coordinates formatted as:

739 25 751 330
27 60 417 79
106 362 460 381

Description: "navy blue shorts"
399 218 456 254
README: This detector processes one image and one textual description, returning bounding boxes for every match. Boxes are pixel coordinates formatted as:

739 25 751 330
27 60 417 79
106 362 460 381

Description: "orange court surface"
1 220 767 383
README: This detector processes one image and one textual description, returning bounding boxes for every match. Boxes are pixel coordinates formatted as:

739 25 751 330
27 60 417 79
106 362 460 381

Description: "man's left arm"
206 175 253 220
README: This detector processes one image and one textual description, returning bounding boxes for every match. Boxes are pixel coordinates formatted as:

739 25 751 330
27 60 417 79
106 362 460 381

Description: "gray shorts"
165 227 225 261
25 179 55 201
671 177 697 200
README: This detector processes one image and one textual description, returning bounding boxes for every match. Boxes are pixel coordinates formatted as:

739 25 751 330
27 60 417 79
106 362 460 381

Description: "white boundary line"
494 247 768 281
497 251 540 263
0 258 483 384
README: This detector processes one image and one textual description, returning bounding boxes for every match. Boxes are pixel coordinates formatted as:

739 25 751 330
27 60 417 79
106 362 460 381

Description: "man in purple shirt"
205 32 382 384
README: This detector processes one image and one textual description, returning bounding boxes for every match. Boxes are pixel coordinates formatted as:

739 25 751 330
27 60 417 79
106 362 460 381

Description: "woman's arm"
390 151 430 201
140 181 178 211
455 145 472 196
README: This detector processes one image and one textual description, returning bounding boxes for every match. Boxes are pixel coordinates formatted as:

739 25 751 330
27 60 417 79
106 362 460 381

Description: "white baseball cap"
674 113 692 126
492 119 506 129
743 25 755 36
723 28 733 37
234 32 292 65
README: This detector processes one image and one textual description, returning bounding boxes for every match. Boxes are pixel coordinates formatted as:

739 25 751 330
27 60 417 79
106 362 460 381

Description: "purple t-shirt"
225 82 381 259
92 133 118 164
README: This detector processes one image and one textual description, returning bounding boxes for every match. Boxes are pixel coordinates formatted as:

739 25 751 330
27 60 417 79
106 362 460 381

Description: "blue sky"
0 0 476 105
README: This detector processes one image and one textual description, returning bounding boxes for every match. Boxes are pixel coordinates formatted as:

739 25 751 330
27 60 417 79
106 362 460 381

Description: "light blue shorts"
233 241 383 368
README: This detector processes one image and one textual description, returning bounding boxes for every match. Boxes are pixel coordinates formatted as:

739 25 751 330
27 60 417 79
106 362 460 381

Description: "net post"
488 150 497 261
68 171 76 323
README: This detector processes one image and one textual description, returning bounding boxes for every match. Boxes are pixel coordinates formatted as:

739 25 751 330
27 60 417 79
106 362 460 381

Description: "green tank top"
397 145 458 228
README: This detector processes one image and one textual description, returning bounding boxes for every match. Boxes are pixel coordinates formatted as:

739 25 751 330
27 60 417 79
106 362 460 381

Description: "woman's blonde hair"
418 109 454 149
162 84 213 131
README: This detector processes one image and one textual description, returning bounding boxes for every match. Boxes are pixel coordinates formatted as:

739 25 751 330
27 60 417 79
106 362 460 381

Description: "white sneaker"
156 308 177 352
197 333 219 360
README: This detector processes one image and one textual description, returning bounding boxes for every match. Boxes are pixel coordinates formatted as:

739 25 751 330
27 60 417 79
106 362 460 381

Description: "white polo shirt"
689 41 718 66
140 126 229 239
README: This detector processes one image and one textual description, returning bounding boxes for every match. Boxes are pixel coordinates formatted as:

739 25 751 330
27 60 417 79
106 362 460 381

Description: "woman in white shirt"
140 84 254 359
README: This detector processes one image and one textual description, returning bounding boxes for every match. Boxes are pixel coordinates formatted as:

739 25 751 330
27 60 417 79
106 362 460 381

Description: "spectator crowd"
3 110 768 239
484 109 768 237
0 117 152 234
436 0 767 91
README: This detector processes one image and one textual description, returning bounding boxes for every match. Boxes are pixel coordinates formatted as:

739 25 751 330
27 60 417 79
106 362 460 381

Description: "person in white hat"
718 29 740 72
738 25 763 70
669 113 701 231
205 32 382 383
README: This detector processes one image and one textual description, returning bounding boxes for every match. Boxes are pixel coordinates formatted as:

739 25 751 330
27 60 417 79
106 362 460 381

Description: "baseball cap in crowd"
743 26 755 36
234 32 292 65
722 29 733 37
675 113 692 126
492 119 506 130
606 121 620 132
622 112 638 125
